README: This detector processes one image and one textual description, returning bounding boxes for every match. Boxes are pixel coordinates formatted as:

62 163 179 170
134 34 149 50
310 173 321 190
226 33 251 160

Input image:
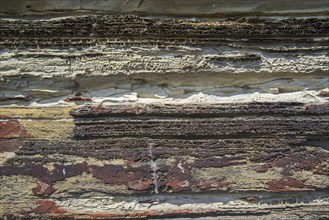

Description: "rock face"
1 0 329 15
0 1 329 219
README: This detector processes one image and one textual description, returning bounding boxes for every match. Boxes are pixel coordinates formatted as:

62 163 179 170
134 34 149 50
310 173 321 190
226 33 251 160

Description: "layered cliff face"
0 1 329 219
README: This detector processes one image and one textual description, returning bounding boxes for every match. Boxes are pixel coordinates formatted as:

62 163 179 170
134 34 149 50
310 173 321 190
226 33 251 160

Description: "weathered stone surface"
1 15 328 105
1 14 328 109
0 107 74 119
1 0 329 219
71 102 329 117
73 116 329 138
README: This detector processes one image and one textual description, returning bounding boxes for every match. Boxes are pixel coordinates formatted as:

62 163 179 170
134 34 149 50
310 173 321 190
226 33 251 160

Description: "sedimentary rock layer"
74 116 329 138
0 1 329 219
1 102 329 218
1 15 328 105
2 137 328 192
72 102 329 117
1 0 328 16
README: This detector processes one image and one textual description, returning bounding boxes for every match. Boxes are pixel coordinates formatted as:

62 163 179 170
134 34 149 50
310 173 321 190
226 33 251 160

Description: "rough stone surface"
0 0 329 219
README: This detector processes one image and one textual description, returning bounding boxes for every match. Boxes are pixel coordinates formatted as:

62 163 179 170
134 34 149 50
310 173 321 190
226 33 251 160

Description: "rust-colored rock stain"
0 118 28 139
33 200 65 214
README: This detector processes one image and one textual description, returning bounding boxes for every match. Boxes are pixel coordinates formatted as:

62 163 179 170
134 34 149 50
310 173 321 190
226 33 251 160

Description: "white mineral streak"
56 197 329 213
0 91 326 108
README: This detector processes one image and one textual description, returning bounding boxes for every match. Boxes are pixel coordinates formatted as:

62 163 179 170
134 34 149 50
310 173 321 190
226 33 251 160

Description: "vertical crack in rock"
147 139 159 194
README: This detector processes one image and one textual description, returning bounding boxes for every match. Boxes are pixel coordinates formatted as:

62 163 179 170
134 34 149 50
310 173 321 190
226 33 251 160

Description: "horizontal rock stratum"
1 0 329 15
0 0 329 219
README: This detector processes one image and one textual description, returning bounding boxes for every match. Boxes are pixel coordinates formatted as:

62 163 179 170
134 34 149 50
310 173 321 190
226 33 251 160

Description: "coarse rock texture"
0 0 329 219
0 15 328 105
